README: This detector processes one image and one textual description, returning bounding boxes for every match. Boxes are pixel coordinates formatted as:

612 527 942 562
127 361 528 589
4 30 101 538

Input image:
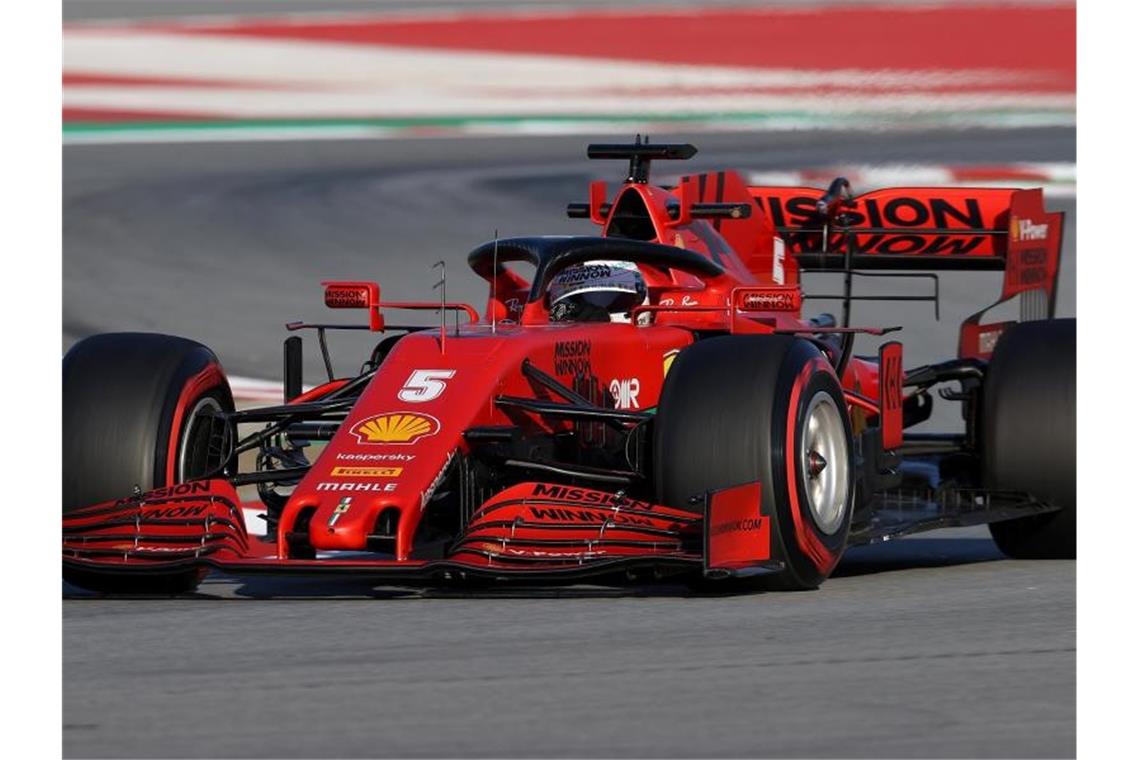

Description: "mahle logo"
351 412 439 445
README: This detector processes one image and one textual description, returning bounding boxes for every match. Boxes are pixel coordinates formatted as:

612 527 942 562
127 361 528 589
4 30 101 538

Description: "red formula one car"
62 140 1075 594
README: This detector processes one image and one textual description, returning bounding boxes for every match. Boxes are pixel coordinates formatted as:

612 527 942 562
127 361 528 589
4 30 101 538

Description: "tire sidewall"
155 359 233 486
768 347 855 588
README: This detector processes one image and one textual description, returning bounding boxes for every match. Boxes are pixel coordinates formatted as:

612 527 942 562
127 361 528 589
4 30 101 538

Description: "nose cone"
281 331 512 558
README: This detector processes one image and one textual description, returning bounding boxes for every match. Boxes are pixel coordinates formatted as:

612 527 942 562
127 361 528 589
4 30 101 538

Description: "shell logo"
351 412 440 445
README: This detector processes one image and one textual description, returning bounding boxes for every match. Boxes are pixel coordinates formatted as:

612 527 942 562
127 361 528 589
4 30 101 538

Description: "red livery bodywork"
63 140 1068 592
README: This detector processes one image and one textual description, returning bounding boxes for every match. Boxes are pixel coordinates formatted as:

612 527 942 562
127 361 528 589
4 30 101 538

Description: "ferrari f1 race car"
63 140 1075 594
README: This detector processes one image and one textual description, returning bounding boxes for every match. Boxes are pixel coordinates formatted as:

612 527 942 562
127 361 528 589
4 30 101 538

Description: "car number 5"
398 370 456 403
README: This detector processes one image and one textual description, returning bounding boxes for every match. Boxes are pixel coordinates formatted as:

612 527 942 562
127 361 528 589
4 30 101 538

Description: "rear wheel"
983 319 1076 559
654 335 855 590
63 332 234 593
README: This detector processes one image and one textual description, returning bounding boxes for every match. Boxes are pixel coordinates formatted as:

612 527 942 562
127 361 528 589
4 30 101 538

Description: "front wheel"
63 332 234 593
63 332 234 513
654 335 855 590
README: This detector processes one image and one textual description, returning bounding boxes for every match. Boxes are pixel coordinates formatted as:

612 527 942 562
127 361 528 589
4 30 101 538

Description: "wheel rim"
177 396 225 482
800 391 849 535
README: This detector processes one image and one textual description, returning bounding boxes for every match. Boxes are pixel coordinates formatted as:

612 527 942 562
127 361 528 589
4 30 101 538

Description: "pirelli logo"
330 466 402 478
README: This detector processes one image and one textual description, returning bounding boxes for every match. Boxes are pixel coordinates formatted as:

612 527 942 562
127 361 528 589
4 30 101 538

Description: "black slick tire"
983 319 1076 559
653 335 855 590
63 332 234 593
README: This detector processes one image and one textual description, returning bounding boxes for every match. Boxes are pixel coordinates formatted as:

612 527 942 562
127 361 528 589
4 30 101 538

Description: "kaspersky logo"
1010 216 1049 242
351 412 440 445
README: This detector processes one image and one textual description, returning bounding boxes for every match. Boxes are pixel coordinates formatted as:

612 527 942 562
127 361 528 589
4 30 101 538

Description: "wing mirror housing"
322 281 383 331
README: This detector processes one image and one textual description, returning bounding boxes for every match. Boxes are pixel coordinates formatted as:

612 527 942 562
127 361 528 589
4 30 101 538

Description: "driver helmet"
549 260 648 323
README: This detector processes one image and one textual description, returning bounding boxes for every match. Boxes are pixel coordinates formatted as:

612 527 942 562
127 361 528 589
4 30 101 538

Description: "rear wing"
562 138 1064 361
749 183 1065 359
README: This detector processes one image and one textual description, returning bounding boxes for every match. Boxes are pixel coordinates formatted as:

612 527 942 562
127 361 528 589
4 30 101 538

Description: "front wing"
62 480 784 587
63 478 1055 589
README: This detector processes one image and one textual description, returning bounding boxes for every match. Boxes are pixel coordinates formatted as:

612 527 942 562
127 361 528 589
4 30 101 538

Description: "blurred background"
62 2 1076 757
63 0 1074 410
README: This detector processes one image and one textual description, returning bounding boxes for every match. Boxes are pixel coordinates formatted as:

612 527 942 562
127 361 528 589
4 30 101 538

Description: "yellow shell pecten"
353 413 437 444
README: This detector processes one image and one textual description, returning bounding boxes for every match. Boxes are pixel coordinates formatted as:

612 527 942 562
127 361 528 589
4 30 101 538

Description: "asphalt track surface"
63 128 1076 758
